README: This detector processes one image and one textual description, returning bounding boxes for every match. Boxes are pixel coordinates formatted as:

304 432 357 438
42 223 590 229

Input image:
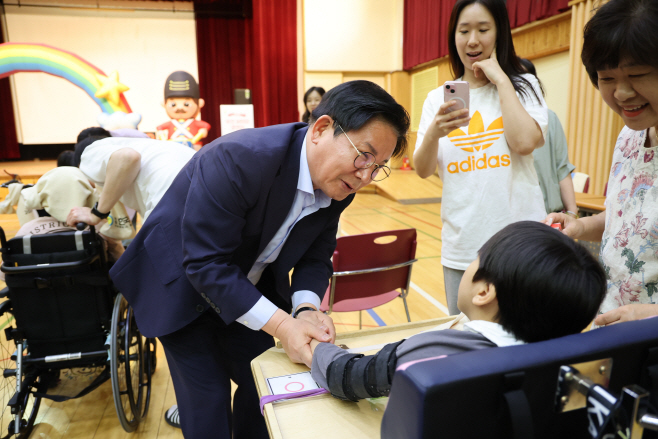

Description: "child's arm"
310 340 404 402
310 329 496 402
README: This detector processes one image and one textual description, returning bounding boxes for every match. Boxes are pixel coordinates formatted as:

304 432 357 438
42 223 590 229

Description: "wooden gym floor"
0 163 449 438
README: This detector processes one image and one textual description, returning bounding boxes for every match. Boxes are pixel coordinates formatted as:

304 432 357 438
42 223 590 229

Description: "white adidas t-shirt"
80 137 195 222
416 74 548 270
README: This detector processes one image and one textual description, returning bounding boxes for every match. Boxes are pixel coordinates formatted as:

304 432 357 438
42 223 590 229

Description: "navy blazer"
109 123 353 338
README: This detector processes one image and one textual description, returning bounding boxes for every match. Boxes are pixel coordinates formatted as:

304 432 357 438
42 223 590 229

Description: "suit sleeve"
180 144 267 324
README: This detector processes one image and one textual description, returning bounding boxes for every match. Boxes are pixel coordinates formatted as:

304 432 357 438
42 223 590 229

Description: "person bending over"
310 221 606 401
66 136 195 227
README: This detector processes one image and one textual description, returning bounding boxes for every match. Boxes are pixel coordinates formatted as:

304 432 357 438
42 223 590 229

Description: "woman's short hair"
581 0 658 87
473 221 606 343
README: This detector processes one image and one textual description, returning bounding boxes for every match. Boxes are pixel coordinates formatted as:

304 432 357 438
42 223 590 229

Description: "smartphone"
444 81 470 127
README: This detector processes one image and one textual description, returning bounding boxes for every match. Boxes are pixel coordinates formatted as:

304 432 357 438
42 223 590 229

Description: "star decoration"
94 71 129 106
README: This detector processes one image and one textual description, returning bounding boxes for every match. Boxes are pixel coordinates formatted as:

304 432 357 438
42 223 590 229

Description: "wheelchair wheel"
0 301 42 438
110 294 150 432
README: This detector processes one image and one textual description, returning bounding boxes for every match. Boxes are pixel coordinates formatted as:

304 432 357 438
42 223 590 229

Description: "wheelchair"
0 224 155 437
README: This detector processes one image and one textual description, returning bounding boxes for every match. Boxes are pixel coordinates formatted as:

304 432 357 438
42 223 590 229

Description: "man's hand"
594 304 658 326
67 206 102 227
263 309 331 367
296 310 336 344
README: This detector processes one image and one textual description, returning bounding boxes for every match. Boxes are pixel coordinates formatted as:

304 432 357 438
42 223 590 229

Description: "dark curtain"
403 0 571 70
0 13 21 159
248 0 298 128
403 0 456 70
195 0 297 139
195 17 249 140
507 0 570 28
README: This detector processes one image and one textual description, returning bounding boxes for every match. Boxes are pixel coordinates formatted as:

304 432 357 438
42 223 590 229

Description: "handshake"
262 306 335 367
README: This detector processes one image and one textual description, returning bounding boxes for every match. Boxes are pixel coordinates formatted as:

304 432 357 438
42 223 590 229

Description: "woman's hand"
425 101 471 140
543 213 584 239
472 48 508 86
594 304 658 326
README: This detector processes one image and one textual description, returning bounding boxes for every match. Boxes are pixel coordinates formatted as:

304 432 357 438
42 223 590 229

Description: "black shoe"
164 404 181 429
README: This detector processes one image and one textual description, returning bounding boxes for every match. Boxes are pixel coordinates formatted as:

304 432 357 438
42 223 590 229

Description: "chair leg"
402 294 411 323
359 310 362 330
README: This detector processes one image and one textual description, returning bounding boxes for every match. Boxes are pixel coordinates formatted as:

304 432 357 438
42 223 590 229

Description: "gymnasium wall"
301 0 404 119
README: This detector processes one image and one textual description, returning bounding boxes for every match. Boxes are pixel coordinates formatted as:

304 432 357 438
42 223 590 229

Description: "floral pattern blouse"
600 127 658 314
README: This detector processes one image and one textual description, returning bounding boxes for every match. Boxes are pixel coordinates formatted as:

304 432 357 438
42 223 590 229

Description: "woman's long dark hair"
447 0 541 103
301 86 326 123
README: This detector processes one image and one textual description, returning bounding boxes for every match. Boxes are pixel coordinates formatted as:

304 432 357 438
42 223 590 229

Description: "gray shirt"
532 109 576 213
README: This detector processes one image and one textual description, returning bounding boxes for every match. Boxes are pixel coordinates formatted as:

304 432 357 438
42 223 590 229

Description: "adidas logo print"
446 111 510 174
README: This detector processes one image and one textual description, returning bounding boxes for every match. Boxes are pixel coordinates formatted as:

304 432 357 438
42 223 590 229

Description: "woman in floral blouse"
546 0 658 326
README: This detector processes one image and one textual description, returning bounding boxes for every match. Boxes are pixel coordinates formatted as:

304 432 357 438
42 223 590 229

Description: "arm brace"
325 340 405 402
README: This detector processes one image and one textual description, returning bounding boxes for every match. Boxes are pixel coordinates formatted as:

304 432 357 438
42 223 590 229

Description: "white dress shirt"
237 134 332 330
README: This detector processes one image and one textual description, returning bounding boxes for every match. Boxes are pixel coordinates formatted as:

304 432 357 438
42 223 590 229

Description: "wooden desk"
251 317 454 439
575 192 606 216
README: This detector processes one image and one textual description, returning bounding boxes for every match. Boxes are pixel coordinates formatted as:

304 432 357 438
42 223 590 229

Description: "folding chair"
382 316 658 439
319 229 417 329
572 172 590 193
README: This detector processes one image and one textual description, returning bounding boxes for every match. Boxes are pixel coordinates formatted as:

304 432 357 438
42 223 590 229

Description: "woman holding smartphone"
414 0 548 315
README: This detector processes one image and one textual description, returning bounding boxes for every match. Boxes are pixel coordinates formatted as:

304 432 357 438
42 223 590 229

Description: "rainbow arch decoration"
0 42 131 114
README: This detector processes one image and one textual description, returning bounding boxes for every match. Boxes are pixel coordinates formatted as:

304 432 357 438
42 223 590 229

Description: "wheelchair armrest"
0 287 8 298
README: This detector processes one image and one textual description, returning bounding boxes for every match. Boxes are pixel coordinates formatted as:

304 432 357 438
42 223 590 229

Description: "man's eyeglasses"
337 124 391 182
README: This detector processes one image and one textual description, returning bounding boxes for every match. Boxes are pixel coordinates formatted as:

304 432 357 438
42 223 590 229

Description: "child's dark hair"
76 127 111 143
302 86 326 124
73 136 106 167
56 150 75 167
447 0 542 104
582 0 658 87
473 221 606 343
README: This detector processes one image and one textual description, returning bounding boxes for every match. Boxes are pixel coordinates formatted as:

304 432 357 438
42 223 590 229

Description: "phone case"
444 81 470 127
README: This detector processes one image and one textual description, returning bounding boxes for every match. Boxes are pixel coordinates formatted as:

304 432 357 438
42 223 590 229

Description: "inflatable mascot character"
156 71 210 150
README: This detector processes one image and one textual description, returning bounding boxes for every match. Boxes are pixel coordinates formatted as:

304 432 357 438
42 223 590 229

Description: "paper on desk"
267 372 320 395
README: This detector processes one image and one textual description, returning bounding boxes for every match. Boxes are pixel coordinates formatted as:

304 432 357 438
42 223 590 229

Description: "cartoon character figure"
156 71 211 150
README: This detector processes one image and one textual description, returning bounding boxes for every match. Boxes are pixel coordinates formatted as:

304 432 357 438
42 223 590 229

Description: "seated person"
7 167 133 264
310 221 607 401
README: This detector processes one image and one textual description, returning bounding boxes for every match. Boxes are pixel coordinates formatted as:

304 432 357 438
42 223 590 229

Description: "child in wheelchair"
0 167 152 436
0 166 133 270
310 221 607 402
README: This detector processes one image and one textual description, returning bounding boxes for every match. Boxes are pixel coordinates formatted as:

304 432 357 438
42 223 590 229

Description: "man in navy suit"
109 80 410 438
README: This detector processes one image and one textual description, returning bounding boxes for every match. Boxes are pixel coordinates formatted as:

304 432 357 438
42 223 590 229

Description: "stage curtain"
194 0 297 138
248 0 298 128
0 15 20 159
195 16 249 139
403 0 570 70
507 0 570 28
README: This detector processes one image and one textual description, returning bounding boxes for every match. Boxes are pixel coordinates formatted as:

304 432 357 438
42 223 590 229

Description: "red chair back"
327 229 417 307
